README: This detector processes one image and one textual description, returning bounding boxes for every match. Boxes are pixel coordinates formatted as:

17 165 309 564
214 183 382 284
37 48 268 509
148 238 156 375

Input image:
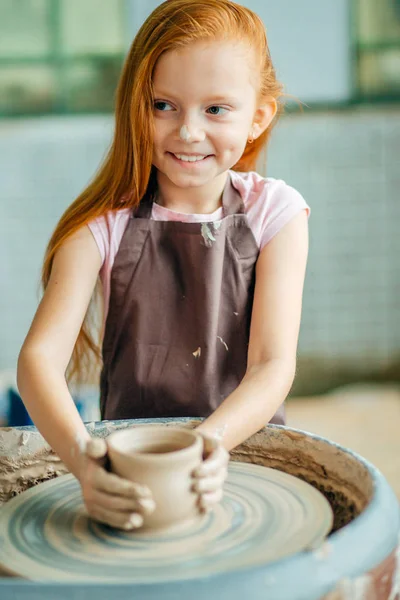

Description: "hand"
192 433 229 513
79 437 155 530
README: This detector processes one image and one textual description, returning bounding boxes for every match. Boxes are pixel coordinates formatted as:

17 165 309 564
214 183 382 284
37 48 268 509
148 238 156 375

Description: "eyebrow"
153 92 241 104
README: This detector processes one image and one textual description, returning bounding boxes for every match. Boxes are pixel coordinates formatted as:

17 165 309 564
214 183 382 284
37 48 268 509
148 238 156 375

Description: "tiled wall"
1 108 399 384
267 107 400 378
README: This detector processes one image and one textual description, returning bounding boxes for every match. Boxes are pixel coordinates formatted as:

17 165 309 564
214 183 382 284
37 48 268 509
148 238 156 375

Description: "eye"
154 101 173 111
207 106 228 116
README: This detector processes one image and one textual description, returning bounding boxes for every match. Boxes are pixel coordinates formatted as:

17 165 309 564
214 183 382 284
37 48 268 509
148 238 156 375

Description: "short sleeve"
87 209 131 322
87 208 131 270
259 181 310 250
229 171 310 251
87 217 108 267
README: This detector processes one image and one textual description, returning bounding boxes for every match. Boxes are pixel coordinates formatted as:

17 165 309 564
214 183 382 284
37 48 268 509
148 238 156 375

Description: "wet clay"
230 432 365 533
0 429 67 504
107 427 204 529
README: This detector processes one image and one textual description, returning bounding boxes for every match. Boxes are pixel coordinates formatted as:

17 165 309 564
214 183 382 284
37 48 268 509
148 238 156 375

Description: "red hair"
42 0 284 383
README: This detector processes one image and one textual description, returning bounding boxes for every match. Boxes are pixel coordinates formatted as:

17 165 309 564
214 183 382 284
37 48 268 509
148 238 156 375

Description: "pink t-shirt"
88 170 310 320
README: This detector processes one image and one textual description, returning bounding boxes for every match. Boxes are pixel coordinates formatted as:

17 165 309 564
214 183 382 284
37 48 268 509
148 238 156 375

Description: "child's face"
151 40 260 191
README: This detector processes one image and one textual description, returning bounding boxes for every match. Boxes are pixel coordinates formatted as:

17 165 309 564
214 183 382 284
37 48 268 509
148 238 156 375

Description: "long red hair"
42 0 284 384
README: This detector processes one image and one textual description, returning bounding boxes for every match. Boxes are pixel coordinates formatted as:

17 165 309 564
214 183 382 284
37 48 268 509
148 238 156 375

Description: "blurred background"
0 1 399 492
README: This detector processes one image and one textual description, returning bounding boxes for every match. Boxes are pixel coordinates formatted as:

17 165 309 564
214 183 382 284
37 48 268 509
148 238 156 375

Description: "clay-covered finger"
86 438 108 459
128 481 153 498
199 488 224 511
90 507 144 530
91 490 155 515
136 497 157 515
192 472 227 494
95 469 152 499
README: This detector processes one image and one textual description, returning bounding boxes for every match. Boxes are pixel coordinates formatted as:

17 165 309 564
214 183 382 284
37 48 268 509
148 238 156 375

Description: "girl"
17 0 309 531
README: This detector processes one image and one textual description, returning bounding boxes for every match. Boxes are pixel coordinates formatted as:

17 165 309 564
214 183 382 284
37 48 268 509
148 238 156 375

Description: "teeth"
174 154 207 162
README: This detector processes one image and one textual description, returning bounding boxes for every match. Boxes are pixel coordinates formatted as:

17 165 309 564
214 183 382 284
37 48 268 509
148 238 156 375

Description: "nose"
179 118 206 143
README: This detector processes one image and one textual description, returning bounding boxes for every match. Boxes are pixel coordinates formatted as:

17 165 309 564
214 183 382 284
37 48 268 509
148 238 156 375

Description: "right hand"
79 437 155 530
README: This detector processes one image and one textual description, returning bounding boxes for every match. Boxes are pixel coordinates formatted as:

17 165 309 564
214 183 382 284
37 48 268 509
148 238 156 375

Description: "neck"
155 171 229 214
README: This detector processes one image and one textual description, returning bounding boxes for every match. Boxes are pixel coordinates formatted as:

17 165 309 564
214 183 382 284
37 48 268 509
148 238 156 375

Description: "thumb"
201 435 218 458
198 432 223 457
85 437 108 460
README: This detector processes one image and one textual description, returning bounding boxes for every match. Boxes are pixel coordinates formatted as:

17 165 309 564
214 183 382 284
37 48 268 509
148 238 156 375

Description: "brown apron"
100 174 285 425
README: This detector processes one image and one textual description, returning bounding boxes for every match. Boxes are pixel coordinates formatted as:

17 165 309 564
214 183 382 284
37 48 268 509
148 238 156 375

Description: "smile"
174 153 209 161
168 152 213 167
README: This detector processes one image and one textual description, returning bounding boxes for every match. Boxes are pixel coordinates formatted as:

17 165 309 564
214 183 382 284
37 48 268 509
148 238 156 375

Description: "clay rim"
107 426 203 462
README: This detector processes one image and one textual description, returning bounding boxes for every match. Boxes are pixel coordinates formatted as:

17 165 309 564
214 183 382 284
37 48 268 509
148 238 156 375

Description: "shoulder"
87 208 131 266
229 170 310 250
229 169 308 209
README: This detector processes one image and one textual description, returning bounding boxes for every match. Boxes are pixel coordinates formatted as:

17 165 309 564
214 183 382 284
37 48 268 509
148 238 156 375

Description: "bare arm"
17 225 102 479
197 210 309 450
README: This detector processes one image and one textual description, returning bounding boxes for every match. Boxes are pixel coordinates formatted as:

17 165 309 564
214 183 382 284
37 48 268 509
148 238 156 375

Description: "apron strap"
134 196 153 219
221 172 245 216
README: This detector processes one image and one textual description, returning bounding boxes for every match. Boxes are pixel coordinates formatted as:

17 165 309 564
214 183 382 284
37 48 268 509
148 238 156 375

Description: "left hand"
191 433 230 513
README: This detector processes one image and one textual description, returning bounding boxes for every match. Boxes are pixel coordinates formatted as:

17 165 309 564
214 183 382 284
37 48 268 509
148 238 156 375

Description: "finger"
90 507 144 530
192 472 227 494
91 489 156 515
136 497 156 515
86 438 108 460
94 468 153 499
193 447 229 478
199 488 224 511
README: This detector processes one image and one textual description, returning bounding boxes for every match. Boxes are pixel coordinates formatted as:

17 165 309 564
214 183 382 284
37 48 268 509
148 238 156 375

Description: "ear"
252 99 277 140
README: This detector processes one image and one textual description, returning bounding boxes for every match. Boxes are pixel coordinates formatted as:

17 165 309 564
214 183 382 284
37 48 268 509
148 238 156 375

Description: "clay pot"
107 426 204 530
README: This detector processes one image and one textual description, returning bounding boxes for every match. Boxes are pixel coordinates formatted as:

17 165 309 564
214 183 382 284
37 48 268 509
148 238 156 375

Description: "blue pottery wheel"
0 462 332 582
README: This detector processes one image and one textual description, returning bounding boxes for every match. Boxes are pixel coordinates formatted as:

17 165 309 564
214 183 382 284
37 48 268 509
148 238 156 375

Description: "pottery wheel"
0 462 333 581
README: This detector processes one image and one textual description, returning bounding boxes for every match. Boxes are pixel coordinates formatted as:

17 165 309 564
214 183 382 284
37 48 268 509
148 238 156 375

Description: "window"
0 0 127 116
354 0 400 99
2 1 399 115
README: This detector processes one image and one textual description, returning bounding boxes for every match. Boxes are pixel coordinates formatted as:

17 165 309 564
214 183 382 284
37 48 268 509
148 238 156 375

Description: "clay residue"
217 336 229 351
323 546 399 600
201 223 216 247
324 574 373 600
179 124 191 142
0 446 68 505
230 441 367 533
192 347 201 359
200 222 222 248
0 427 105 506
